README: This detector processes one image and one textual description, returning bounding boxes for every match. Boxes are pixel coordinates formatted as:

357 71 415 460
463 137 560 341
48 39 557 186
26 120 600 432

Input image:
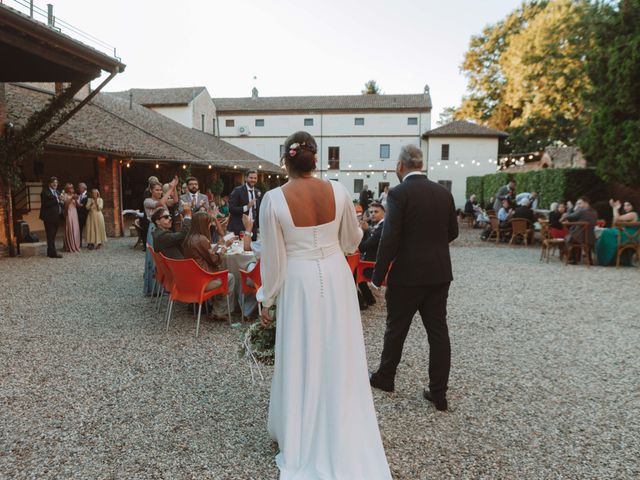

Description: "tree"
579 0 640 188
458 0 594 152
437 106 457 126
362 80 381 95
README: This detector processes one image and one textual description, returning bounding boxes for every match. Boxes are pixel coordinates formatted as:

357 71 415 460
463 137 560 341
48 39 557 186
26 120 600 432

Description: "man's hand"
360 219 369 231
248 199 257 209
182 202 192 217
242 214 254 233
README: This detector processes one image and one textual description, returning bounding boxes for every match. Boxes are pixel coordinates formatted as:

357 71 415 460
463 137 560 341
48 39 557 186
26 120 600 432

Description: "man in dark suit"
369 145 458 411
359 184 373 213
358 201 385 308
39 176 64 258
562 196 597 264
76 182 89 246
151 204 192 259
228 170 260 240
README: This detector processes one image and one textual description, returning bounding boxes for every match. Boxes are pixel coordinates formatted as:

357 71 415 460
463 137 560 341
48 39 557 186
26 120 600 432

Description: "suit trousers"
44 220 59 257
377 281 451 397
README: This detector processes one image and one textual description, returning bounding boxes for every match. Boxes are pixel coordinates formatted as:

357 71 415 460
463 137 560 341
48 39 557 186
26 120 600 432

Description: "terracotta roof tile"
213 93 432 112
423 120 508 138
108 87 207 106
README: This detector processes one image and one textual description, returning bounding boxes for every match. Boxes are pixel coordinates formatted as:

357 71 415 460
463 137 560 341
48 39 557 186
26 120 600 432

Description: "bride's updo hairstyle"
282 131 317 174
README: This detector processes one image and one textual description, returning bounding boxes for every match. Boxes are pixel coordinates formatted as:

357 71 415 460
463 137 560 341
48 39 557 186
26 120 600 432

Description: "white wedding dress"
259 181 391 480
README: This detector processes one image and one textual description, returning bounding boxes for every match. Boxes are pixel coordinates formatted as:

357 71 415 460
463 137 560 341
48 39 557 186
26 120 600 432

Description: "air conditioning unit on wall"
238 126 251 136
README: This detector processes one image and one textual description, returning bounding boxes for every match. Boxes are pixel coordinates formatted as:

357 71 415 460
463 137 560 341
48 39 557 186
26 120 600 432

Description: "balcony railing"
2 0 121 60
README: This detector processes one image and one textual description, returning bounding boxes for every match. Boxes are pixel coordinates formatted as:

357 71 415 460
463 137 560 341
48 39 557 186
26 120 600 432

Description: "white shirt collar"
402 171 424 182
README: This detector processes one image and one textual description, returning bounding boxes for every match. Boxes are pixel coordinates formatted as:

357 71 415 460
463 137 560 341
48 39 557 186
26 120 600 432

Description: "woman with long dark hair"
183 211 235 319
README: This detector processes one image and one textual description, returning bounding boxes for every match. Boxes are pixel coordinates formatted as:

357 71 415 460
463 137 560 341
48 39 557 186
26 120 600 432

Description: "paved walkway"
1 233 638 479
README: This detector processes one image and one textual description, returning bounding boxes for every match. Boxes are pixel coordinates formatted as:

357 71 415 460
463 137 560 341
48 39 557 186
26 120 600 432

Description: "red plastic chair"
154 251 175 312
356 260 390 286
239 259 262 321
163 257 230 337
346 253 360 275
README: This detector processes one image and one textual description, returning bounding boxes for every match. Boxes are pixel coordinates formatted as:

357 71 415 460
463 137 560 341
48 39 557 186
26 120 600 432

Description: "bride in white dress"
259 131 392 479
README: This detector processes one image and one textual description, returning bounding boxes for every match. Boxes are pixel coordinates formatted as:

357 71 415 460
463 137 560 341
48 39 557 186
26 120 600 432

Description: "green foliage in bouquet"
239 319 276 365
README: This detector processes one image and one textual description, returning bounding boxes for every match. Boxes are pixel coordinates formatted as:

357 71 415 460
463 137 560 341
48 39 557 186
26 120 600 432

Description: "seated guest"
485 196 495 212
464 195 477 215
513 199 535 223
497 199 514 223
239 214 261 318
183 211 236 320
548 202 569 239
562 196 597 264
596 199 639 266
358 201 385 309
516 191 539 209
151 204 192 259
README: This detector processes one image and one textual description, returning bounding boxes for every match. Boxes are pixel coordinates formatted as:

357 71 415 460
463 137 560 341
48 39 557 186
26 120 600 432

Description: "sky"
25 0 524 120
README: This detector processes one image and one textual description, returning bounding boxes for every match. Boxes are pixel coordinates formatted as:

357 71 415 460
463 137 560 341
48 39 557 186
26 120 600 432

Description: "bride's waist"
287 242 341 260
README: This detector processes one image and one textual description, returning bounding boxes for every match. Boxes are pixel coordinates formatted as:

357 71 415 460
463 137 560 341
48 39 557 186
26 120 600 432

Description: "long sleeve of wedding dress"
337 183 363 254
258 191 287 308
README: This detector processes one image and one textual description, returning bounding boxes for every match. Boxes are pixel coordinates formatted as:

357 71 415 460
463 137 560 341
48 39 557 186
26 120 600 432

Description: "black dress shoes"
48 254 63 259
423 389 448 411
369 372 394 392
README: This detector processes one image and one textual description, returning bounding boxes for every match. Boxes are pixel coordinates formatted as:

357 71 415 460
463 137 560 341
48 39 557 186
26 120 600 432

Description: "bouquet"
239 306 276 382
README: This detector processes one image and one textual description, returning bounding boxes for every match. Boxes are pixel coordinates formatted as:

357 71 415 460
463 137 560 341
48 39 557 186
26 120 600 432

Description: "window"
438 180 452 192
441 144 450 160
255 119 265 127
328 146 340 170
354 179 364 194
354 117 365 126
201 114 205 132
225 119 235 127
380 144 390 159
304 118 314 126
408 117 418 125
279 144 285 158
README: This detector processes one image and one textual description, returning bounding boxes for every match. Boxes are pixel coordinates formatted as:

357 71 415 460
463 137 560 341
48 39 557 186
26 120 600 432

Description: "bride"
259 131 391 479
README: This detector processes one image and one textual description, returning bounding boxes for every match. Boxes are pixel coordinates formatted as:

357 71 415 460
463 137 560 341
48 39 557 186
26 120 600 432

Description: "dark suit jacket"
513 206 535 223
153 218 191 259
359 220 384 261
372 174 458 287
77 192 89 223
565 208 597 246
39 187 62 223
228 184 261 233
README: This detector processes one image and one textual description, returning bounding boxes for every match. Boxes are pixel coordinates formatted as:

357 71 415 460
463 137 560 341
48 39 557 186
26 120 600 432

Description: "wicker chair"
539 220 565 262
487 216 511 244
615 221 640 268
563 221 594 266
509 218 534 246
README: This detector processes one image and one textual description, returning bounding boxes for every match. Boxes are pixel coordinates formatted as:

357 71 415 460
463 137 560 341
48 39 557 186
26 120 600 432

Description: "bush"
468 168 608 210
466 176 484 203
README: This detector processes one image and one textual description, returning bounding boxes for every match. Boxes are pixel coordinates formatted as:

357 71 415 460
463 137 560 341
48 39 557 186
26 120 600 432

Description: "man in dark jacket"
357 201 385 308
369 145 458 411
151 204 192 259
228 170 260 240
39 176 64 258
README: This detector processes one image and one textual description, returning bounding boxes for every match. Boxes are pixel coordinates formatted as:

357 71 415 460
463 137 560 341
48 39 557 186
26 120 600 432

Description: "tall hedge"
466 168 608 209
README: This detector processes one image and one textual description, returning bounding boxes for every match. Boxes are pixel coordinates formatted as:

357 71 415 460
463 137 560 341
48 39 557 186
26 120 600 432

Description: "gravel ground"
1 229 639 479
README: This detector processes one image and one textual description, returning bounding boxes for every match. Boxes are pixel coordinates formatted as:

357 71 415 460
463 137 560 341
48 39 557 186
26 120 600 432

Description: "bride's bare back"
281 177 336 227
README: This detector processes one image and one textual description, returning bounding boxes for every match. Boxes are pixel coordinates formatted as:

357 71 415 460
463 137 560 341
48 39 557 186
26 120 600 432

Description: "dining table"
218 243 257 311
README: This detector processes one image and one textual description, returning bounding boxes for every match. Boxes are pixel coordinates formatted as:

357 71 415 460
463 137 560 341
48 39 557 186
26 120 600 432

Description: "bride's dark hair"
282 131 317 174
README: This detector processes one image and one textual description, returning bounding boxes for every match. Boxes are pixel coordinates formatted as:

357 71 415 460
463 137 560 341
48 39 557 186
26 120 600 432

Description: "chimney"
129 91 133 110
252 87 259 99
